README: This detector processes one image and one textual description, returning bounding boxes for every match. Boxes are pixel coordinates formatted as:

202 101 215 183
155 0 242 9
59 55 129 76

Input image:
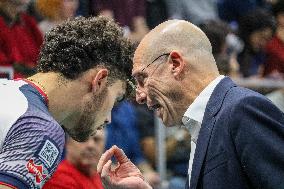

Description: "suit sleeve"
229 96 284 189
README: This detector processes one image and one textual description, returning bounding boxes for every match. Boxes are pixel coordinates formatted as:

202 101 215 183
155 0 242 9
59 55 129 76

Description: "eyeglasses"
126 53 170 97
141 53 170 73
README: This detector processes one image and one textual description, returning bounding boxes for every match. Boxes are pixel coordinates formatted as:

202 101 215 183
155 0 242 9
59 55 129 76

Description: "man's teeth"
152 104 160 110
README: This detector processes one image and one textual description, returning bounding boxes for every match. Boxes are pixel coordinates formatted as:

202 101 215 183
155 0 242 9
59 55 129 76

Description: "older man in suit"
97 20 284 189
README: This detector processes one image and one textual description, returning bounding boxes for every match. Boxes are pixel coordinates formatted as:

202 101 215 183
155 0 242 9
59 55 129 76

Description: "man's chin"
163 116 183 128
66 129 92 142
158 112 179 127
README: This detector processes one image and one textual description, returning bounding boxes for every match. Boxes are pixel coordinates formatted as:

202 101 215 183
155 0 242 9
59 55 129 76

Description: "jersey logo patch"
38 139 59 168
26 159 47 184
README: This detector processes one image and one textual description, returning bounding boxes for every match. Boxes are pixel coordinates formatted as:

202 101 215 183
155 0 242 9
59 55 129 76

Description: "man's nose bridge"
86 138 95 148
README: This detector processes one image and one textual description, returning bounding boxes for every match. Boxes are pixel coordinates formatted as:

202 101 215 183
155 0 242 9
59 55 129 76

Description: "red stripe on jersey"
20 78 49 106
0 182 18 189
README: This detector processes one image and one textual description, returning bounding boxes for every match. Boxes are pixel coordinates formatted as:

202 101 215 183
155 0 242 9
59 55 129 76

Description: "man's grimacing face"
132 50 186 127
66 80 126 142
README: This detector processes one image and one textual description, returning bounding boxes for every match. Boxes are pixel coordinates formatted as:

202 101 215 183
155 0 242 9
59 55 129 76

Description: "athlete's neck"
27 73 71 123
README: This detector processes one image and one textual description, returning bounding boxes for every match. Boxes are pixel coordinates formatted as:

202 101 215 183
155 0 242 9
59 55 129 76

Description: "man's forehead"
133 43 150 74
110 80 126 92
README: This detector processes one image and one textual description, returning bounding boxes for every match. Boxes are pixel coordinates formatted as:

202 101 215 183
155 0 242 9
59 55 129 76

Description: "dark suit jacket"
185 77 284 189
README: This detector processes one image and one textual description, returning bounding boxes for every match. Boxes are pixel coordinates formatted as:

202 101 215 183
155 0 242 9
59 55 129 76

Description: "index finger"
113 146 128 164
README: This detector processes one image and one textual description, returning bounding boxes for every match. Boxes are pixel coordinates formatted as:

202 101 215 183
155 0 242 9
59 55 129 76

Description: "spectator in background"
43 130 105 189
36 0 79 34
264 0 284 79
26 0 43 22
165 0 218 25
199 20 229 57
200 20 240 78
106 100 160 188
0 0 43 78
92 0 149 43
214 54 240 78
238 9 274 77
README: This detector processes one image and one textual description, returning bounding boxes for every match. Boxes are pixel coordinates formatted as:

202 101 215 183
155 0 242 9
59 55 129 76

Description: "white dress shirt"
182 75 225 188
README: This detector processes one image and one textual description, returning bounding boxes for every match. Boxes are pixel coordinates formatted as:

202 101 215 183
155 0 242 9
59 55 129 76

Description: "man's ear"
92 69 109 93
169 51 185 78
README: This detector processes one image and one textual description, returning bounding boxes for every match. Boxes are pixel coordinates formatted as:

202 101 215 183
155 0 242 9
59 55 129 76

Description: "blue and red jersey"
0 79 65 189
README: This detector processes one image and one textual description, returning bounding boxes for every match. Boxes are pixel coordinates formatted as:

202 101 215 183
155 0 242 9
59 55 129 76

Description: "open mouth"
149 104 163 118
149 104 161 111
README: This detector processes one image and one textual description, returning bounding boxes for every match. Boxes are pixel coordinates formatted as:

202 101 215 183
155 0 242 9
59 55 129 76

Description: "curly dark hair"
37 16 134 84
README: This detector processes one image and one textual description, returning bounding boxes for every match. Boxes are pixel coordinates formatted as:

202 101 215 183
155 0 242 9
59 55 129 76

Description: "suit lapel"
189 77 236 189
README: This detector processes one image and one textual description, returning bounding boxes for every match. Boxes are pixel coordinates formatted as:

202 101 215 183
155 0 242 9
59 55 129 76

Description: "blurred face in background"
61 0 79 20
249 27 273 51
66 129 105 176
276 12 284 28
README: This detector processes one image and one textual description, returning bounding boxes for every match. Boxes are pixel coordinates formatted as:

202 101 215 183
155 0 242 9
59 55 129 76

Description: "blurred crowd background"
1 0 284 189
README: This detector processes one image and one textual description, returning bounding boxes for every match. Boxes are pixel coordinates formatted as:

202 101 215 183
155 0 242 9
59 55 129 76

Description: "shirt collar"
182 75 225 140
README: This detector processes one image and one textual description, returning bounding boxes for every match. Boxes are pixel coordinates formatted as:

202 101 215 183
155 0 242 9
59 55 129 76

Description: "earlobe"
92 69 108 93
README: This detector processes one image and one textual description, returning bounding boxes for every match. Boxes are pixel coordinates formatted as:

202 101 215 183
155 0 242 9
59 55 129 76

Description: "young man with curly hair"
0 16 134 189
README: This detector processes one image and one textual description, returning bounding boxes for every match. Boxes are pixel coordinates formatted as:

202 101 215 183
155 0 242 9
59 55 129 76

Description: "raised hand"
97 145 152 189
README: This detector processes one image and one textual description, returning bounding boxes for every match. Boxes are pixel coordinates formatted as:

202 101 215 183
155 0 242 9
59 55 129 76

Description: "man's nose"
136 89 147 104
86 138 97 151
